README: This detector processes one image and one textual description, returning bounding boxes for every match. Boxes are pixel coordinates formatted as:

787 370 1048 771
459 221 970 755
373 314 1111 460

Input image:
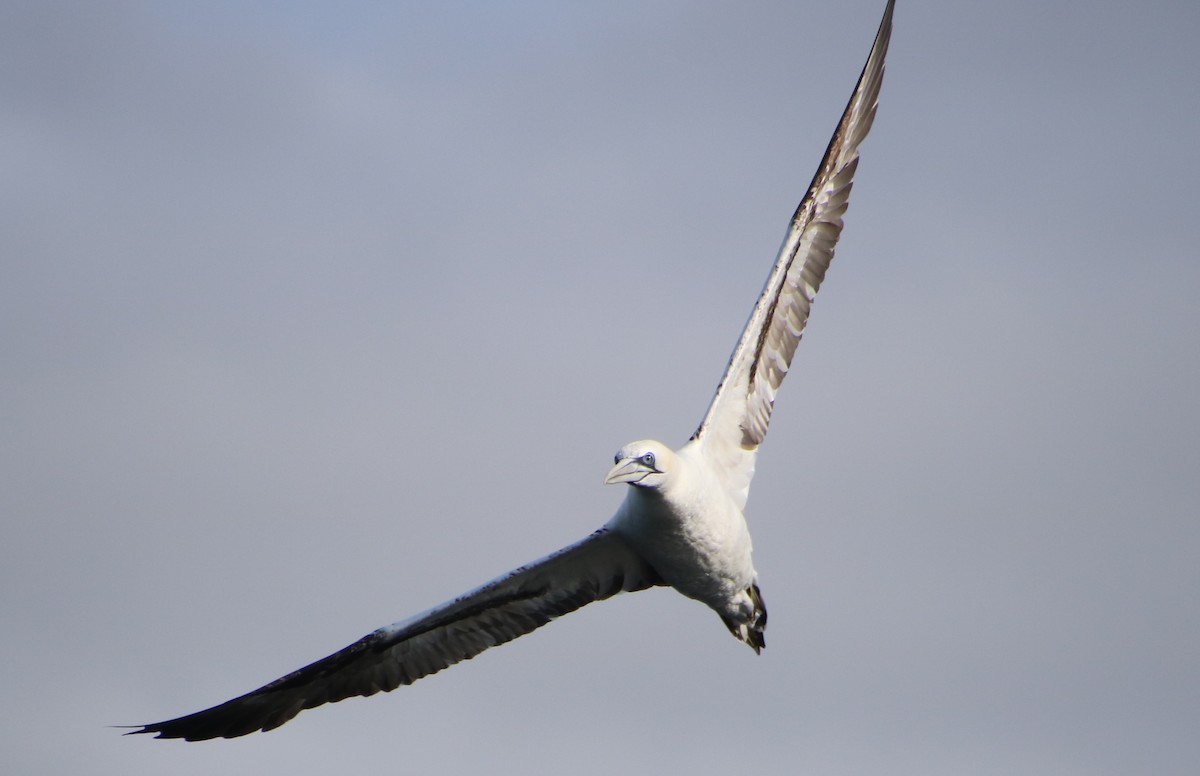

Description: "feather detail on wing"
692 0 893 509
127 528 662 740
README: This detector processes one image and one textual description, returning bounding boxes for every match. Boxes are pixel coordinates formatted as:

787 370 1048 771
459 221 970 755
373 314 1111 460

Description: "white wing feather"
693 0 893 509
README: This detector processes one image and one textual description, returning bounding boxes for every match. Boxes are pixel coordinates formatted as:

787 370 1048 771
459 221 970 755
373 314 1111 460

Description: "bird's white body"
606 440 759 633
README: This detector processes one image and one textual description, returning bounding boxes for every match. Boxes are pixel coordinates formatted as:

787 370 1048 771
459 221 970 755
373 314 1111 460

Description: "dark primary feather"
128 529 662 740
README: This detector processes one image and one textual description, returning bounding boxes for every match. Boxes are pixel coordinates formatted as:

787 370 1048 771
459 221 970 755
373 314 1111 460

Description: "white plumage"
130 0 894 741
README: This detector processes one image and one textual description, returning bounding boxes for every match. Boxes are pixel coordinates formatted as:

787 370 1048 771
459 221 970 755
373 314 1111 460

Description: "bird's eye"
641 453 656 468
614 454 621 465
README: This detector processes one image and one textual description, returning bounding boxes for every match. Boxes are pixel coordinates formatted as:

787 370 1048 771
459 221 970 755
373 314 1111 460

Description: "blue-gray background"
3 1 1197 773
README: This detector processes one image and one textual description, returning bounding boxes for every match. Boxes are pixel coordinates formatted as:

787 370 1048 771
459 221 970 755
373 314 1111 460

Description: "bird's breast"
607 485 755 611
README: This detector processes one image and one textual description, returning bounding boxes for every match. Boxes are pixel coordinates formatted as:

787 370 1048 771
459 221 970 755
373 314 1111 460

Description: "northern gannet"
130 0 893 741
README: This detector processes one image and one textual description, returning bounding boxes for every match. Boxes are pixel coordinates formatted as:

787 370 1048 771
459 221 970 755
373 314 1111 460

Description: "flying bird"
130 0 894 741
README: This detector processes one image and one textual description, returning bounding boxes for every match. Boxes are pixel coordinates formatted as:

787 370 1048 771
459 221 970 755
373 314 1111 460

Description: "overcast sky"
3 1 1198 774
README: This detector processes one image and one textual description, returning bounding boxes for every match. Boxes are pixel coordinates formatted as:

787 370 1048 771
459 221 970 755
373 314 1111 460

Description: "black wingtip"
113 724 166 739
118 723 173 739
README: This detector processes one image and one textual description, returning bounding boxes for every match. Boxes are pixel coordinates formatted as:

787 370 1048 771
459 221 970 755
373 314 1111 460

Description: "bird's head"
604 440 674 490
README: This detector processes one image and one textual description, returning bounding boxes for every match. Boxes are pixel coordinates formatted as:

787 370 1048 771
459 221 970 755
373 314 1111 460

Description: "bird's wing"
691 0 893 509
128 528 662 740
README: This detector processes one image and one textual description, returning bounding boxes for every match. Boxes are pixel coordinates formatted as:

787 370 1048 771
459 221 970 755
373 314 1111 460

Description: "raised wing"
128 528 662 740
692 0 893 508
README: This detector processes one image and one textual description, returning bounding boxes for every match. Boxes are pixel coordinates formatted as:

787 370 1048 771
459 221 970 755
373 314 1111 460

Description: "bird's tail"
724 583 767 654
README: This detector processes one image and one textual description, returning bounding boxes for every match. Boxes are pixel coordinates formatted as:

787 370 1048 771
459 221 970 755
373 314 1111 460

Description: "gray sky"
3 1 1198 773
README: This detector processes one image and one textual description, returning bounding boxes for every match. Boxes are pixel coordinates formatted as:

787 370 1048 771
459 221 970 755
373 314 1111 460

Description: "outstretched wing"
692 0 893 508
129 528 661 740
